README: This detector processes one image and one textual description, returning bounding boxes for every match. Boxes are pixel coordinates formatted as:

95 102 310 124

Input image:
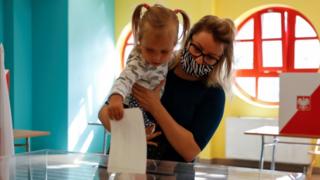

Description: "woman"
100 15 235 162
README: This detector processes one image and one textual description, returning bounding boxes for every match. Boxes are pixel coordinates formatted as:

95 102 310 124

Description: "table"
14 129 50 152
0 150 305 179
244 126 320 170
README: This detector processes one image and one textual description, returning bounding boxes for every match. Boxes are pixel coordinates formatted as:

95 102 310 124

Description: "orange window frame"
234 7 320 106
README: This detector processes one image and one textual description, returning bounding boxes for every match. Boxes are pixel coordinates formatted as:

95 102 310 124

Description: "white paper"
107 108 147 174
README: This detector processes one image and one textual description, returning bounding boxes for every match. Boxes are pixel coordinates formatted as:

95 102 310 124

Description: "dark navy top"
152 69 226 162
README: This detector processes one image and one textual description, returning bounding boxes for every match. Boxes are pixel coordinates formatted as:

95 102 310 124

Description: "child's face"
139 27 176 66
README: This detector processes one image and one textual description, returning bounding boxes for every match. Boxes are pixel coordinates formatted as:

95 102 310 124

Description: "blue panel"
31 0 68 150
3 0 14 111
12 0 32 130
3 0 115 153
0 0 3 42
1 0 33 153
68 0 114 153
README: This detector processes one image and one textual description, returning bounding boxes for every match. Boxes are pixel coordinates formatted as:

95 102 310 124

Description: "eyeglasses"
188 42 222 65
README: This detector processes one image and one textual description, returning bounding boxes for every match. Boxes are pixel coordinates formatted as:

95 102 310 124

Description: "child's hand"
108 94 124 120
146 124 162 147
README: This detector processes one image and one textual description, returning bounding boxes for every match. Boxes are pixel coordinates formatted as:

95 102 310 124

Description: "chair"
307 139 320 179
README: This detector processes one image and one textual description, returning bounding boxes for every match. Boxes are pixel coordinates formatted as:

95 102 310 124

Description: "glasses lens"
189 44 201 56
204 56 219 65
189 42 221 65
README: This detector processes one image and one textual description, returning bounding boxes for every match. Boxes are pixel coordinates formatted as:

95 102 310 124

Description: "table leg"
259 135 265 170
27 153 33 179
26 137 31 152
45 150 48 179
271 136 278 171
103 129 107 154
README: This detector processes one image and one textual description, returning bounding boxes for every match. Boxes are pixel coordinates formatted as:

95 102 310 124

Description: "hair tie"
174 9 181 14
143 3 150 9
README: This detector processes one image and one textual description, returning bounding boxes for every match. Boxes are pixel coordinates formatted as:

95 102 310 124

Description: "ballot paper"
107 108 147 174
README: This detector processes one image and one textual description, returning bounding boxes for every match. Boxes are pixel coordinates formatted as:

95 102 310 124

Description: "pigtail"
174 9 190 43
132 4 150 44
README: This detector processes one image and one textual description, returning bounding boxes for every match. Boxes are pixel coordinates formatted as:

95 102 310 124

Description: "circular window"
233 6 320 108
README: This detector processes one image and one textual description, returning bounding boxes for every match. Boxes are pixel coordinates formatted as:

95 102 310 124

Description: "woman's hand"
145 124 162 146
132 80 165 112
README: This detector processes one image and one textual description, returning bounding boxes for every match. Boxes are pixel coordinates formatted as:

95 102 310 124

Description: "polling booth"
5 70 9 88
279 73 320 136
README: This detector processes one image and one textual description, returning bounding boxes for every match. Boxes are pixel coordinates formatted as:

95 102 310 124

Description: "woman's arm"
132 83 201 162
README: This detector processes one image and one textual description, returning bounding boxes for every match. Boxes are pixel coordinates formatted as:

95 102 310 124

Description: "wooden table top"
244 126 279 136
13 129 50 139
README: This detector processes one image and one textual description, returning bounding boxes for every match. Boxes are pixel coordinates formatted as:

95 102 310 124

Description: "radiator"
226 117 311 164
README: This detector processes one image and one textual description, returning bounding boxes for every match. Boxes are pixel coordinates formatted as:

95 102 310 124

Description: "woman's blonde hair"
171 15 235 91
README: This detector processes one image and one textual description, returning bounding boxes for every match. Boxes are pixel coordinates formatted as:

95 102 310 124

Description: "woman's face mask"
180 48 215 78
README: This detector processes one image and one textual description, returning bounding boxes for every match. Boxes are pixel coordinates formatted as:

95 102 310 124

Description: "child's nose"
152 53 161 62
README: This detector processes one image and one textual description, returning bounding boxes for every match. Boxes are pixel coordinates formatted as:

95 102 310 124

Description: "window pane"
127 34 134 44
236 19 253 40
234 41 254 69
284 11 288 33
295 15 317 37
262 40 283 67
235 77 256 97
295 39 320 69
262 12 282 39
258 77 279 102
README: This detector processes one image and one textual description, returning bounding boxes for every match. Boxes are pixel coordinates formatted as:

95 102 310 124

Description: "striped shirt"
110 48 168 105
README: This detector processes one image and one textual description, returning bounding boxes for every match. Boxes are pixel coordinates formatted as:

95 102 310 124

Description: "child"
105 3 190 158
107 3 190 126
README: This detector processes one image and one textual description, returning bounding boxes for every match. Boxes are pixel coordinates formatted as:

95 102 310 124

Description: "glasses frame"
188 42 222 66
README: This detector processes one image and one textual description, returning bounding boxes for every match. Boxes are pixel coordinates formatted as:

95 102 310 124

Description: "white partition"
226 117 311 164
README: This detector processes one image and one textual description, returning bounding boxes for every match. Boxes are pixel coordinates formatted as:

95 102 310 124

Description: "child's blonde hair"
132 3 190 46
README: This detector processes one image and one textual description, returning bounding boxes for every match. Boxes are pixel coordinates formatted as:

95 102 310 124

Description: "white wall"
226 117 311 164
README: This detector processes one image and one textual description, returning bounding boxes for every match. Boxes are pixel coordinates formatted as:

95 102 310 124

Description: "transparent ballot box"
0 150 304 179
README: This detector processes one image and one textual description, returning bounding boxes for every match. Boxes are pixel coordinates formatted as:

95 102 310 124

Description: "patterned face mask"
180 48 215 78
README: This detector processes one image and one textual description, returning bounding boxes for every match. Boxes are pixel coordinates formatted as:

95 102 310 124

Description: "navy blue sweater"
154 69 225 162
